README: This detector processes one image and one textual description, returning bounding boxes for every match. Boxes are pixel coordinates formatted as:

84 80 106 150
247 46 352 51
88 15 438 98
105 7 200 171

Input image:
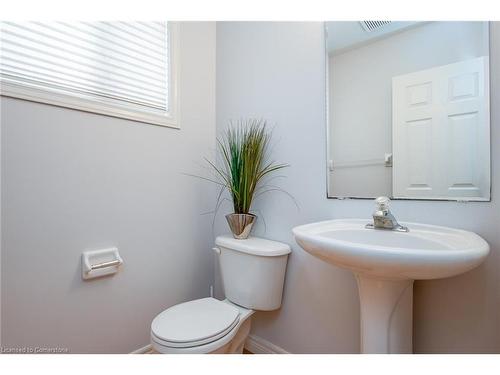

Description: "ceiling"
326 21 424 55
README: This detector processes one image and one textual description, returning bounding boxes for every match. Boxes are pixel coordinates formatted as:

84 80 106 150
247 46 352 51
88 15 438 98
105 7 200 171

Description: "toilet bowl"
150 235 291 354
151 297 254 354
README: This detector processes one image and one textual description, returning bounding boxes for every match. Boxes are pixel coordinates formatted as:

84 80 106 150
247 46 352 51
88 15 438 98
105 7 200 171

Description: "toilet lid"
151 298 240 348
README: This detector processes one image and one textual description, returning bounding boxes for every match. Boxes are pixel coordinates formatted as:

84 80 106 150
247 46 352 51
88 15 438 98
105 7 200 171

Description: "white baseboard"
244 334 289 354
130 344 153 354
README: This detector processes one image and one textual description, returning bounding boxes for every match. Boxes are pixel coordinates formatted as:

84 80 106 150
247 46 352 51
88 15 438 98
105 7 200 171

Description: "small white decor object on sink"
292 199 489 354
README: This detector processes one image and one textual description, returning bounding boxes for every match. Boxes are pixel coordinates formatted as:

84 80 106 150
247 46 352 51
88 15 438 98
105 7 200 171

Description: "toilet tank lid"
215 235 291 257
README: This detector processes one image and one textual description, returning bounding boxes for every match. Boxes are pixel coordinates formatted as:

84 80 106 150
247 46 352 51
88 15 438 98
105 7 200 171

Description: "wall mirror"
326 21 491 201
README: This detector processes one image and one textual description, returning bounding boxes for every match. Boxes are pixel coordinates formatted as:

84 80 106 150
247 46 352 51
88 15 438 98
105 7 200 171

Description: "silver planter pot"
225 213 256 239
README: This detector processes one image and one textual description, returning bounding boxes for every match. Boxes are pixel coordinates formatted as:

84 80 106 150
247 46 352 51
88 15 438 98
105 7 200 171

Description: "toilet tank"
215 235 291 311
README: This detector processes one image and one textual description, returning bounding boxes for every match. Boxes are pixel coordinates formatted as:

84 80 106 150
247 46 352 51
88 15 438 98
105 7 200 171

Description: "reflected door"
392 56 490 200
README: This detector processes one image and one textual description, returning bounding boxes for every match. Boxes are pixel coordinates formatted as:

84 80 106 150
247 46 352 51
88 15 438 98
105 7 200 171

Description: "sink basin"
292 219 489 354
292 219 489 280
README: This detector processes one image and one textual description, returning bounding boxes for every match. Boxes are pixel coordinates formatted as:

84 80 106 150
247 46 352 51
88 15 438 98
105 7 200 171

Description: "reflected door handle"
384 153 393 167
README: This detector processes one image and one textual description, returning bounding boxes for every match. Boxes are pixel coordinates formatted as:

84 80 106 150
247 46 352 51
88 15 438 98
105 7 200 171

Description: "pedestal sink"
292 219 489 354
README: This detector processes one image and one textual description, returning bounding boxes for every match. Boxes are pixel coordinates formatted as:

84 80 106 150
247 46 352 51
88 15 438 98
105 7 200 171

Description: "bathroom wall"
1 22 217 353
329 21 488 198
216 22 500 353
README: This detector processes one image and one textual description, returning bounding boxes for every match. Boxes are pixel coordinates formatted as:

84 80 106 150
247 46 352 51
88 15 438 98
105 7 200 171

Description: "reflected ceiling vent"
360 21 392 32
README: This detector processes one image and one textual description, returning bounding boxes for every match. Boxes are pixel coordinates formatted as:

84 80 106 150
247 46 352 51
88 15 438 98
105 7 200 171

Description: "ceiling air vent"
360 21 392 32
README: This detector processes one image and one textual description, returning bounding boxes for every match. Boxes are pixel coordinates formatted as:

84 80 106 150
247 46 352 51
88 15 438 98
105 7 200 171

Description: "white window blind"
0 21 177 126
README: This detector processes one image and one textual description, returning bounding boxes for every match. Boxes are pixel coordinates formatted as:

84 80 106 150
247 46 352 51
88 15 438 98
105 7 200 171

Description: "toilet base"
209 317 252 354
152 317 252 354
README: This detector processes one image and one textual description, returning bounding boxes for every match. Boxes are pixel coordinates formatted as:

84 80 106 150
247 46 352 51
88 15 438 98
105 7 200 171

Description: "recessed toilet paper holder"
82 247 123 280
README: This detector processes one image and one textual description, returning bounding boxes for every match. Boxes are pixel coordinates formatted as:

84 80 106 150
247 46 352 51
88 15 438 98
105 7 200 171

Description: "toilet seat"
151 297 240 348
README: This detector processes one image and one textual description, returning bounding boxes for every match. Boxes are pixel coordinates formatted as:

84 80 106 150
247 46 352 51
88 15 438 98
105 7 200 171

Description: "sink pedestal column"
356 275 413 354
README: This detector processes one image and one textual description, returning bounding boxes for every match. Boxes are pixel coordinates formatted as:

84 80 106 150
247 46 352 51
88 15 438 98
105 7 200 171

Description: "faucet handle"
375 196 390 211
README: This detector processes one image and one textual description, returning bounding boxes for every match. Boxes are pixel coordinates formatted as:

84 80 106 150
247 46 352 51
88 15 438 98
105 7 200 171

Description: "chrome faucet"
365 196 409 232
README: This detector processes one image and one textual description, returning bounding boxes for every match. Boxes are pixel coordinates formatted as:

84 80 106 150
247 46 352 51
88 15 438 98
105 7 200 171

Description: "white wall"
216 21 500 353
329 21 488 198
0 22 216 353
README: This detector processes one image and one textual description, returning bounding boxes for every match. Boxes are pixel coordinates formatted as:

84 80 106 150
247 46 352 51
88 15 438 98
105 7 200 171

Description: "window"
0 21 179 127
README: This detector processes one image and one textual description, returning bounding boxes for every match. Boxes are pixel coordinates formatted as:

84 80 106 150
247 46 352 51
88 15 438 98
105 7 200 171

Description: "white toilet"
150 235 291 354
